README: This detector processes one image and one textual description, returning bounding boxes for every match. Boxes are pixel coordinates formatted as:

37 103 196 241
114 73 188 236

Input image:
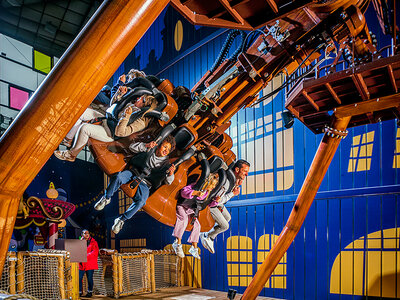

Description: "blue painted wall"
112 4 400 299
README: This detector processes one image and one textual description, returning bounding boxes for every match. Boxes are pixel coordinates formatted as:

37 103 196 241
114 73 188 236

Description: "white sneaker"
200 232 215 254
208 239 215 254
199 232 208 250
172 241 185 258
112 217 124 234
189 246 200 259
94 196 111 211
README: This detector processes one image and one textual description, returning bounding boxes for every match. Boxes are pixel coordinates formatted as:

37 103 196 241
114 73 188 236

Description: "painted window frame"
8 83 32 111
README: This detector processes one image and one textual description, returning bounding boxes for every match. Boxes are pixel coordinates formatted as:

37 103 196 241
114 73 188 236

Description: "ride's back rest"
154 89 178 127
114 78 178 127
225 168 236 193
211 132 233 154
173 124 198 151
153 78 178 126
208 155 224 173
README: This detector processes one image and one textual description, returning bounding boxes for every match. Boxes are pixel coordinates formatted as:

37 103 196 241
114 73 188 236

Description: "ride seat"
173 123 198 151
88 79 178 176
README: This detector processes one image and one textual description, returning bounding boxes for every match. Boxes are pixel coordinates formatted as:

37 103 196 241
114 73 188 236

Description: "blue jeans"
79 269 94 292
105 170 150 220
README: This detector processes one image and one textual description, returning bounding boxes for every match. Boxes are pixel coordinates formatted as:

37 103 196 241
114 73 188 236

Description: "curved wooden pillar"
0 0 169 275
241 116 351 300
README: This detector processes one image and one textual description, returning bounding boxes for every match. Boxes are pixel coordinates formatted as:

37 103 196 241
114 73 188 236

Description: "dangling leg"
65 108 105 141
94 170 133 211
188 215 201 259
172 205 189 258
55 122 113 162
112 181 149 234
201 206 230 254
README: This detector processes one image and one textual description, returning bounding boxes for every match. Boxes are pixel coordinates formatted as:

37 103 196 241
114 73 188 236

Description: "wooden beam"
286 104 304 122
302 7 321 24
324 83 341 104
351 73 370 100
231 0 252 8
242 116 351 300
170 0 253 30
334 93 400 118
218 0 248 25
387 64 398 93
265 0 279 14
302 90 319 111
211 9 229 19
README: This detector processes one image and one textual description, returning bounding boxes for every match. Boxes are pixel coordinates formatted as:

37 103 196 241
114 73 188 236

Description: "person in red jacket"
79 229 99 298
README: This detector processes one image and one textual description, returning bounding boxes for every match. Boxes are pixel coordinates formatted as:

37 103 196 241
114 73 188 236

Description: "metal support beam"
241 116 351 300
0 0 169 275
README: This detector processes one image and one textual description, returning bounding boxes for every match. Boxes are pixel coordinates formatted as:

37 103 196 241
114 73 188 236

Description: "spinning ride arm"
184 1 374 145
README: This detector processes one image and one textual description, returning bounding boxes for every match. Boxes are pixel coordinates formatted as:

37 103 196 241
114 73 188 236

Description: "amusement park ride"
0 0 398 299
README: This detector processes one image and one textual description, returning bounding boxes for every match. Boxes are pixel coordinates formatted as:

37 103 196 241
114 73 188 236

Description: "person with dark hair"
94 136 176 234
200 159 250 254
79 229 99 298
54 69 152 161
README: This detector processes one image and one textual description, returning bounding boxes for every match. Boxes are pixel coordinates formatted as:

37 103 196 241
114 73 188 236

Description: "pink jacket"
180 183 209 200
179 183 210 208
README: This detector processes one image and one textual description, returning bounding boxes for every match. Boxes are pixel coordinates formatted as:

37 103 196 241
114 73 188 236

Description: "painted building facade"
114 4 400 299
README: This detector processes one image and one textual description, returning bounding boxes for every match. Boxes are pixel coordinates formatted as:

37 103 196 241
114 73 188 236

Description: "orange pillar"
241 116 351 300
0 0 169 274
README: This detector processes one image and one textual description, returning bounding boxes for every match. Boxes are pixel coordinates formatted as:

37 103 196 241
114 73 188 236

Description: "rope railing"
1 249 180 299
16 250 72 300
103 249 180 298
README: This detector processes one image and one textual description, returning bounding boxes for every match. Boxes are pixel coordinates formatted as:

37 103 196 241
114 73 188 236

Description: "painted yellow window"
393 128 400 168
34 50 52 74
348 131 375 172
257 234 287 288
331 228 400 298
227 236 253 287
